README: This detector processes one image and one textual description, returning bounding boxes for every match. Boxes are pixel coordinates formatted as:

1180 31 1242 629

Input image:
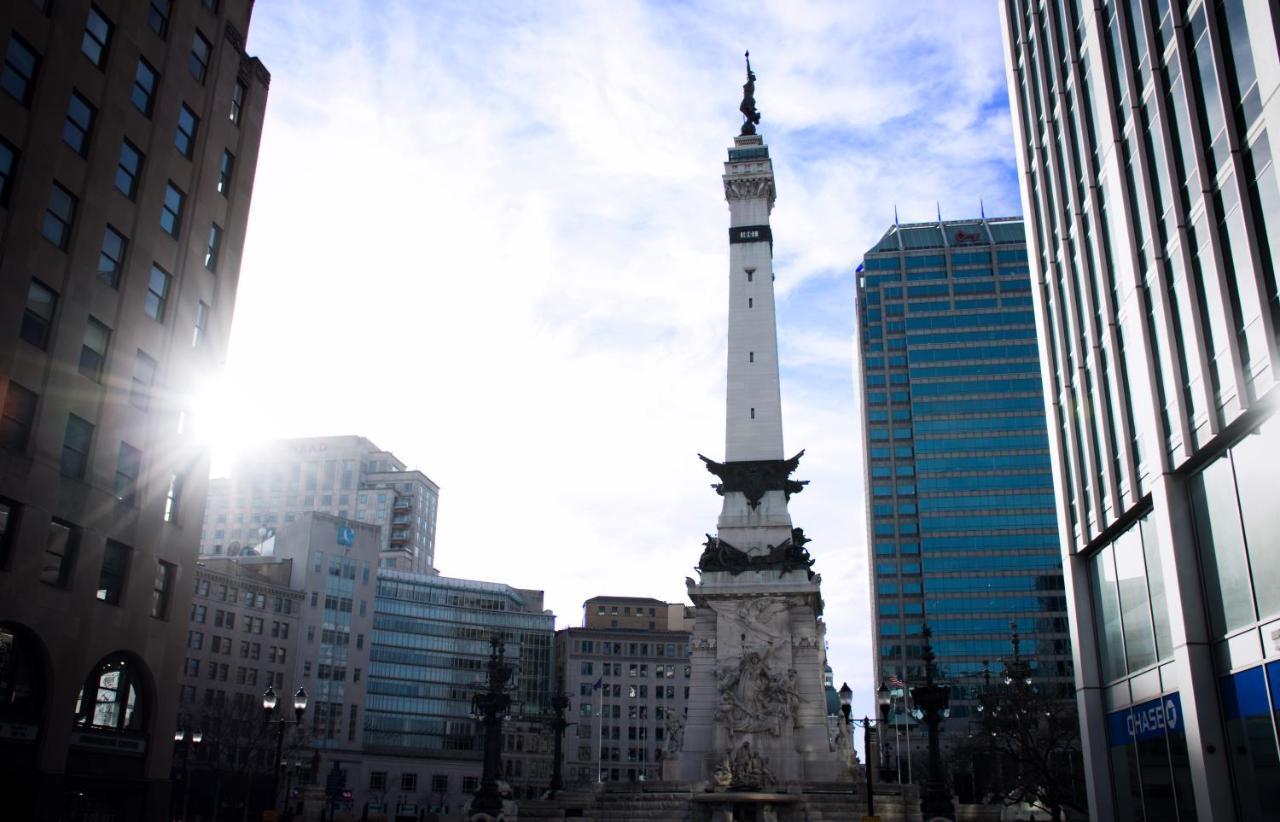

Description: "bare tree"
968 632 1086 822
187 697 312 820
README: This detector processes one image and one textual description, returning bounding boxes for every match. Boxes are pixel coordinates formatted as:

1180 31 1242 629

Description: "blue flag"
592 676 604 691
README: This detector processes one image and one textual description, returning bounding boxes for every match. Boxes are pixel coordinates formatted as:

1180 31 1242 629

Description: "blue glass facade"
366 572 555 759
857 219 1073 730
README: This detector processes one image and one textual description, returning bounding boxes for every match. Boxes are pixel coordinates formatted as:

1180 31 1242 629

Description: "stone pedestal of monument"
677 550 840 788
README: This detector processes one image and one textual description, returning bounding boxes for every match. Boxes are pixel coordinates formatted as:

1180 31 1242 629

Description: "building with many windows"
200 435 440 574
362 572 557 812
1000 0 1280 818
178 512 380 819
178 512 557 819
557 596 693 784
0 1 268 818
855 216 1075 762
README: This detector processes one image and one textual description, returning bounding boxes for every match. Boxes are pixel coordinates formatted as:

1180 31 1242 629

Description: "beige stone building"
557 596 693 784
0 1 268 818
201 435 440 574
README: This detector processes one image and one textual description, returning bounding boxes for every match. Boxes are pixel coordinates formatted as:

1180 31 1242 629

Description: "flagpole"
905 685 913 784
894 693 902 784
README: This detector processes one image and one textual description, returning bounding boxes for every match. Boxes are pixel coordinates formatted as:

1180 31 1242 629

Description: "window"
2 35 39 105
152 561 174 618
82 6 112 67
96 225 127 287
218 150 234 195
132 59 157 115
0 498 18 568
401 773 417 792
1 383 38 452
42 183 77 249
145 265 171 321
193 301 209 347
20 280 56 349
115 140 143 199
96 540 130 604
75 654 145 730
0 137 17 206
205 223 222 269
114 442 141 504
189 32 211 82
230 80 246 124
160 183 183 236
175 104 198 158
130 350 157 410
79 317 110 382
63 91 96 156
61 415 93 479
147 0 171 37
164 473 182 522
41 518 77 588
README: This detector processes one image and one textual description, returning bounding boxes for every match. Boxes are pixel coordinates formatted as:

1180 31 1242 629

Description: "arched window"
74 654 147 733
0 624 45 720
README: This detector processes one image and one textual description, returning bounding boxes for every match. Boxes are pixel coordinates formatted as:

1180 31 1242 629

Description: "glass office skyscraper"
856 217 1074 764
365 571 556 803
1000 0 1280 818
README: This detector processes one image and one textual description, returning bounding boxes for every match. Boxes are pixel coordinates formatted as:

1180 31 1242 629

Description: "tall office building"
855 217 1075 761
1000 1 1280 819
200 435 440 574
557 596 692 784
0 2 268 818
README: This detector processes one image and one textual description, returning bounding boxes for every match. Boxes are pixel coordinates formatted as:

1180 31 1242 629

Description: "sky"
215 0 1023 719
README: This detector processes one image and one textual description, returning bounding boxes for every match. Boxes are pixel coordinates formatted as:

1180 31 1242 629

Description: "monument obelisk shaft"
677 54 836 789
707 52 797 558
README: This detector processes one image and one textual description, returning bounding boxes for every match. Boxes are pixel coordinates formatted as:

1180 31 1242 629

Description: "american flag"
888 675 906 689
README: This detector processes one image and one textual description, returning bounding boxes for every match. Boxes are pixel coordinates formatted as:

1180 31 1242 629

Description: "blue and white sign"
1107 692 1183 747
337 526 355 547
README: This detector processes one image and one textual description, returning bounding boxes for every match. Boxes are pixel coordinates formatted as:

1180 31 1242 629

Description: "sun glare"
185 371 261 477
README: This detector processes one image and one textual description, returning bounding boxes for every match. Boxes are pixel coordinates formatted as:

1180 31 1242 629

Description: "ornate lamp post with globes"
910 625 954 821
469 636 514 820
263 684 308 816
546 693 570 797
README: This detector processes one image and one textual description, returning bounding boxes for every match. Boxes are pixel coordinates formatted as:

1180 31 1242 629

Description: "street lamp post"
838 682 880 819
281 757 304 821
469 636 513 820
546 693 570 797
174 727 203 821
910 625 954 821
263 685 308 817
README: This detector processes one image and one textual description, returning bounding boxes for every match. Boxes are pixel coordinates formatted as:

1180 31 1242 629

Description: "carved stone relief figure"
662 710 685 756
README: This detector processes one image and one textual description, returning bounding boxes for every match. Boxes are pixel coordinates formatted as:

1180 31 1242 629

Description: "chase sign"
1107 692 1182 746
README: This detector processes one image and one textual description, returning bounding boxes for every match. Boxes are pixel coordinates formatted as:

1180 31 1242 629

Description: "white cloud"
225 0 1020 718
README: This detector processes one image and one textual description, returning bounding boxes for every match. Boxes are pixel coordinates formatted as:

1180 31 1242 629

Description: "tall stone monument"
674 53 839 789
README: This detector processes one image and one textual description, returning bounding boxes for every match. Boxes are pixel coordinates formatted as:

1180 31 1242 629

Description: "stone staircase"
519 781 924 822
